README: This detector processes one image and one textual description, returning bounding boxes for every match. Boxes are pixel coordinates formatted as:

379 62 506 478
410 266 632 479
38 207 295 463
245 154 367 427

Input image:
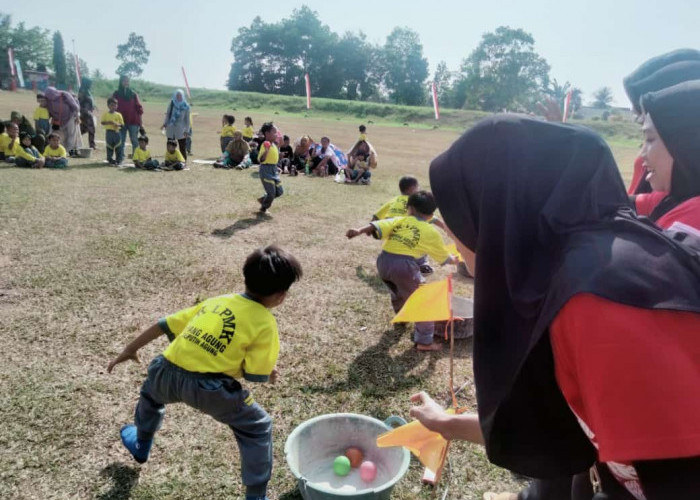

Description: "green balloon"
333 455 351 476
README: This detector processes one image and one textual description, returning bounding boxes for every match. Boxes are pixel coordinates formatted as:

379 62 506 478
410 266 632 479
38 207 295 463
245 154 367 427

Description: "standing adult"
112 75 144 159
43 86 82 156
161 90 190 159
78 77 97 149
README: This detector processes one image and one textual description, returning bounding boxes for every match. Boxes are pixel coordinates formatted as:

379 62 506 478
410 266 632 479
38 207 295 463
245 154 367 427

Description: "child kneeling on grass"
133 136 160 170
42 133 68 168
107 245 303 500
162 139 186 171
347 191 457 351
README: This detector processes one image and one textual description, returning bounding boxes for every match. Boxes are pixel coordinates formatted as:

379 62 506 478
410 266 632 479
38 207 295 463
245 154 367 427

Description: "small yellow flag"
391 278 452 323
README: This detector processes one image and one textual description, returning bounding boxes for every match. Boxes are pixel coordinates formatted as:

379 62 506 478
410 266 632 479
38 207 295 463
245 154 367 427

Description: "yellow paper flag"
391 278 451 323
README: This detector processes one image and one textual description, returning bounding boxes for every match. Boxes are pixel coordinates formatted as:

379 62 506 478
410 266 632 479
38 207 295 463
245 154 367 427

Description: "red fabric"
111 92 143 126
655 195 700 230
551 293 700 463
628 156 646 195
635 191 667 216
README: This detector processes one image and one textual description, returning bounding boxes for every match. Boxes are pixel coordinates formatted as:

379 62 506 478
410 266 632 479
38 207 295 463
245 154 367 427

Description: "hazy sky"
5 0 699 106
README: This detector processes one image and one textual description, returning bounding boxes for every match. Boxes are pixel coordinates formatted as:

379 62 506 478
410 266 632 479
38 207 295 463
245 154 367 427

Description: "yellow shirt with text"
164 149 185 163
100 111 124 132
160 294 279 381
132 148 152 163
221 125 237 137
375 195 409 220
372 216 450 264
43 144 67 158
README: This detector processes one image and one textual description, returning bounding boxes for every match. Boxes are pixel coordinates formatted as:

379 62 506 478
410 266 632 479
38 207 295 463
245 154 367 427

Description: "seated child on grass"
0 122 10 161
346 191 457 351
11 131 45 168
248 140 259 165
101 97 124 166
163 139 186 171
133 136 160 170
215 131 250 169
242 116 255 142
42 133 68 168
107 245 303 500
220 114 237 152
344 153 371 185
33 93 51 137
278 135 294 174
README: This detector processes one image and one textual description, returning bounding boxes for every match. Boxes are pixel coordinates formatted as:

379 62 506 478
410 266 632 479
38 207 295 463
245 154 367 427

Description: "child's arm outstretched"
346 224 376 239
107 323 165 372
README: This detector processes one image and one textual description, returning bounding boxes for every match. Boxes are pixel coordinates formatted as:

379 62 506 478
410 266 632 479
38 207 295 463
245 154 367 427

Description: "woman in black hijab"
409 115 700 499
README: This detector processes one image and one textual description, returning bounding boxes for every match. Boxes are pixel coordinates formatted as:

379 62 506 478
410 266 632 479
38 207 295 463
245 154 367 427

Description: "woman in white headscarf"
161 89 191 159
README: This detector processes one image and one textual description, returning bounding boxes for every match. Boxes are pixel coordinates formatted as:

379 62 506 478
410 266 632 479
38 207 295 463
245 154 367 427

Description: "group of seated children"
0 122 68 169
214 116 259 169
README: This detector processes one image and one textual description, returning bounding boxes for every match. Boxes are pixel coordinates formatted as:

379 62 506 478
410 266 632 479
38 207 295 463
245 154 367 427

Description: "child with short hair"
33 93 51 137
133 136 160 170
278 135 294 174
163 139 186 171
101 97 125 165
107 245 303 500
358 124 367 141
347 191 457 351
42 133 68 168
242 117 255 142
0 122 10 162
12 131 45 169
220 115 237 152
257 122 283 214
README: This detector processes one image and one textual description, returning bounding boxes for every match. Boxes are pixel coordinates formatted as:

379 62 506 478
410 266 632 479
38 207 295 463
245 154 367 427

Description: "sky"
5 0 700 106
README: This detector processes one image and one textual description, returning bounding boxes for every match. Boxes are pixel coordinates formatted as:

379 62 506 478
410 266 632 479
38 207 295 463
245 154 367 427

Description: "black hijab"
430 115 700 478
623 48 700 115
641 80 700 222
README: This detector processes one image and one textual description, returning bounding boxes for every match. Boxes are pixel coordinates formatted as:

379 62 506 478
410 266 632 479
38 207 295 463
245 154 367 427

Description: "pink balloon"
359 460 377 482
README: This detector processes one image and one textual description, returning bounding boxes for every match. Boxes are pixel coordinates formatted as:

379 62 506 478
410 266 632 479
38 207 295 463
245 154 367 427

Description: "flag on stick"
391 278 452 324
181 66 192 100
305 73 311 109
8 48 15 76
73 52 81 89
563 89 572 123
431 82 440 120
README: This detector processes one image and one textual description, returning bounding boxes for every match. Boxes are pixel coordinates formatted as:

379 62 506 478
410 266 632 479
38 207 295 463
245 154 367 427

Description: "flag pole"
305 73 311 110
181 66 192 100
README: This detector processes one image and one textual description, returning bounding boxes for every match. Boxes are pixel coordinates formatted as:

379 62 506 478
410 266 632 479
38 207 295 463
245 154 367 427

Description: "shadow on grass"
250 171 260 178
279 489 304 500
97 463 140 500
355 265 386 294
211 216 269 238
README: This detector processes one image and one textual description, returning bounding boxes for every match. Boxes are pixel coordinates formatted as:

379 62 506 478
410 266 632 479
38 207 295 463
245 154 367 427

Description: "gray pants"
260 164 283 209
376 251 434 345
134 356 272 493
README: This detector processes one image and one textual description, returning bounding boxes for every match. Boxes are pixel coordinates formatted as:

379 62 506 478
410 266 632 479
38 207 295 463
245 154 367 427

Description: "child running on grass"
107 245 302 500
133 136 160 170
162 139 186 171
101 97 124 166
42 133 68 168
347 191 457 351
257 122 283 214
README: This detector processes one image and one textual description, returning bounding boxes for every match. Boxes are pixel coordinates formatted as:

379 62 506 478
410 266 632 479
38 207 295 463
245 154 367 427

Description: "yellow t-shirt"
359 133 367 141
100 111 124 132
132 148 152 163
221 125 237 137
33 106 50 121
372 216 450 263
242 126 255 139
9 140 42 161
375 195 409 220
259 143 279 165
164 149 186 163
0 133 10 154
160 294 279 380
43 144 67 158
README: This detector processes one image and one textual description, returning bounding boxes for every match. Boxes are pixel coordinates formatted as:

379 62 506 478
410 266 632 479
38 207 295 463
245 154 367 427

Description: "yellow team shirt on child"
43 144 67 158
259 143 279 165
372 216 450 264
375 195 409 220
132 148 152 163
100 111 124 132
221 125 237 137
159 294 279 381
164 149 186 163
0 133 10 155
33 107 50 121
9 140 42 161
242 126 255 139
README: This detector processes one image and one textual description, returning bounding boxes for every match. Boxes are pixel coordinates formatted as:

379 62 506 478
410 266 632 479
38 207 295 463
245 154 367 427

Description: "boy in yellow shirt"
43 133 68 168
347 191 457 350
220 114 237 152
163 139 186 170
132 136 160 170
33 93 51 137
108 246 302 500
100 97 125 165
257 122 282 214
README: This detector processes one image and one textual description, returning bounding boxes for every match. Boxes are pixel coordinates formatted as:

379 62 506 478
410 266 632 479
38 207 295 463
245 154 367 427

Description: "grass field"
0 89 638 500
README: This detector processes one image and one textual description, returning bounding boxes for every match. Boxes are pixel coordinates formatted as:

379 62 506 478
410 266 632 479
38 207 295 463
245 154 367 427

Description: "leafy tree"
0 14 52 75
382 27 428 105
93 68 105 81
592 86 613 109
66 51 90 88
455 26 550 111
335 32 380 100
433 61 456 108
543 79 583 118
52 31 67 87
116 32 150 78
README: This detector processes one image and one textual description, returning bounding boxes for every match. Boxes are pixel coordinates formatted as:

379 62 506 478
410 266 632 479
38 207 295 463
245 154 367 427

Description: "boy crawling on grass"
108 245 303 500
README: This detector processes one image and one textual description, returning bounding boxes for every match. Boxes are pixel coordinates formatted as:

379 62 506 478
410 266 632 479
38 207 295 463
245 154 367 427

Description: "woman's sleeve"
64 93 80 114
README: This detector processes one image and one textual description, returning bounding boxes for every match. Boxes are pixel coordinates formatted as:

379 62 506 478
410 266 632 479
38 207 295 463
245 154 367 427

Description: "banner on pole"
8 48 15 76
15 60 24 88
181 66 191 99
562 90 572 123
74 53 81 89
305 73 311 109
431 82 440 120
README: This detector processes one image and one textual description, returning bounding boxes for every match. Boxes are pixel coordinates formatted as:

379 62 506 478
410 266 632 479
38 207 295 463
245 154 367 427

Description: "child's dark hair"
283 135 289 141
47 132 60 140
398 175 419 194
138 136 149 144
244 245 303 296
245 116 253 125
107 97 117 106
19 131 31 142
37 92 45 100
407 190 437 216
260 122 275 135
166 139 177 147
224 114 235 125
359 124 366 133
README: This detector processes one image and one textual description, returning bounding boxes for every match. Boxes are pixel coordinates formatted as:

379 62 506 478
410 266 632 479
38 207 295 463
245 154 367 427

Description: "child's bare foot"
416 342 442 352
